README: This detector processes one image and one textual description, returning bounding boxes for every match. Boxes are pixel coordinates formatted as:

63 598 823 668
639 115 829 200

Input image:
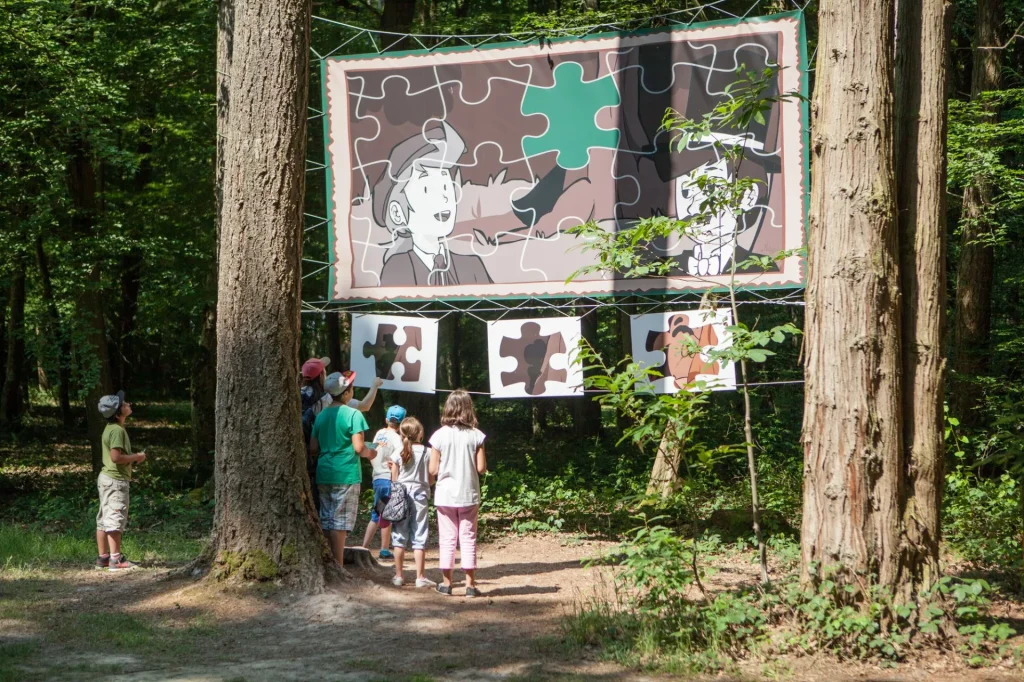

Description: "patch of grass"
346 657 387 673
0 524 203 569
59 612 156 648
0 641 39 682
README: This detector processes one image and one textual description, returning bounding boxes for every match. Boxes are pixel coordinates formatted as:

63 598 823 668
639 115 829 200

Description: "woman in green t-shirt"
310 371 375 564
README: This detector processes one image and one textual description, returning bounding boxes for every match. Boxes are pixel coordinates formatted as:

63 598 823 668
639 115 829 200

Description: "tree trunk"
35 235 73 425
573 307 602 438
380 0 416 50
801 0 904 589
647 432 681 498
189 0 233 486
208 0 331 589
951 0 1003 423
114 252 143 388
191 302 217 484
894 0 951 597
0 260 27 426
325 312 344 369
69 141 114 472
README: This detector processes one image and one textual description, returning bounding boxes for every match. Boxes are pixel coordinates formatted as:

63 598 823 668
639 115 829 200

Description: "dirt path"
6 534 1024 681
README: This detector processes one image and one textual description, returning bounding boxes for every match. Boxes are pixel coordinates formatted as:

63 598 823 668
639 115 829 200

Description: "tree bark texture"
951 0 1003 422
35 235 73 426
894 0 952 596
0 260 27 426
325 312 344 370
211 0 329 589
801 0 904 588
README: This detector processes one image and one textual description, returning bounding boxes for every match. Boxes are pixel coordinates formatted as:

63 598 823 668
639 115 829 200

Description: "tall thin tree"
894 0 952 596
952 0 1003 422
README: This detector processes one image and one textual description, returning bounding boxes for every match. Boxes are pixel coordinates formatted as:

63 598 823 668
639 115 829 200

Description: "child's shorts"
391 489 429 551
318 483 361 531
96 473 130 532
369 478 392 528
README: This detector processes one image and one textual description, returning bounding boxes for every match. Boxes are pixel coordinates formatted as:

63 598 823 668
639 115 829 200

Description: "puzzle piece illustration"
361 324 423 382
520 61 621 170
646 314 720 390
499 322 567 395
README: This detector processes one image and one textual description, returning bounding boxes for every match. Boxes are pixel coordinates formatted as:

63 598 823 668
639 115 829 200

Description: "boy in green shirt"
310 371 375 565
95 391 147 571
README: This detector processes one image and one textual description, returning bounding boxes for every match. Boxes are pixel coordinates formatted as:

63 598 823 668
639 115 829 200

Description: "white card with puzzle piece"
350 314 439 394
487 318 583 399
630 309 736 393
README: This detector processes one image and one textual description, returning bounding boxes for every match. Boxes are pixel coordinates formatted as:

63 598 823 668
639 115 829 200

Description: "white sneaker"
415 577 437 588
392 576 405 587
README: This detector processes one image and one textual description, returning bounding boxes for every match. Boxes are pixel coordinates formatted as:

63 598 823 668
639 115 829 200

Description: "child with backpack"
360 405 406 560
386 417 435 588
428 390 487 597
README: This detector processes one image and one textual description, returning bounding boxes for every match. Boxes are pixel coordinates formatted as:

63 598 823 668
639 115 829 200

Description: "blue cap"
386 405 407 423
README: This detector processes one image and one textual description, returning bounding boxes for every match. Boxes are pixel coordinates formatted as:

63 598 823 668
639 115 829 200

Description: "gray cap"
324 371 356 397
98 390 125 418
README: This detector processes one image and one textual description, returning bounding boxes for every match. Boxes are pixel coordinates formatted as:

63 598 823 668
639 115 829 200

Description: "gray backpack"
377 481 411 523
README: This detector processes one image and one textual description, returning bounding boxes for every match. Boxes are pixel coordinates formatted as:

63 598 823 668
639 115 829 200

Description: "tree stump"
343 547 381 571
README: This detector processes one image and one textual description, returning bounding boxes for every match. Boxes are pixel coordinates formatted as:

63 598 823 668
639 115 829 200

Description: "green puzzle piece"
520 61 621 170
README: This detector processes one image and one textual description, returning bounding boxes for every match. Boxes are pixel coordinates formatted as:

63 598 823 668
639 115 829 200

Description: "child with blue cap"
360 403 407 559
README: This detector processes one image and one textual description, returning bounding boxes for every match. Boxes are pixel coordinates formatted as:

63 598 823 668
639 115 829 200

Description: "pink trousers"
436 505 478 571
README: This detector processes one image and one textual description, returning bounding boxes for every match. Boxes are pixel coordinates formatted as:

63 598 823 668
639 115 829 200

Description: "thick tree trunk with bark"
952 0 1003 423
801 0 904 589
209 0 331 589
894 0 951 596
0 260 27 426
35 236 73 426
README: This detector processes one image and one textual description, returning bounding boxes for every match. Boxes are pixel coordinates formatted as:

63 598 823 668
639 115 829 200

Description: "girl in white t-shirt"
386 417 435 588
428 390 487 597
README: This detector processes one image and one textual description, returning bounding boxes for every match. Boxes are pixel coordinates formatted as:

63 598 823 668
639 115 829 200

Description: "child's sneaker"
378 549 394 561
392 576 405 587
108 555 138 572
94 555 110 570
415 577 437 589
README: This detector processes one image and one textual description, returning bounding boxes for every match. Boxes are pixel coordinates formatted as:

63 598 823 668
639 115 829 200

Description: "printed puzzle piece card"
351 314 439 394
487 318 583 398
629 309 736 393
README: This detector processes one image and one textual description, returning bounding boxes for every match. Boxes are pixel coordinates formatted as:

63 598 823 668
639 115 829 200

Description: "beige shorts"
96 474 130 532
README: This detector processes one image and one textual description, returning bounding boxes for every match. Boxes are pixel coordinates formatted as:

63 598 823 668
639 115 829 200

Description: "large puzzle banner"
630 309 736 392
350 314 439 394
487 318 583 398
324 13 808 302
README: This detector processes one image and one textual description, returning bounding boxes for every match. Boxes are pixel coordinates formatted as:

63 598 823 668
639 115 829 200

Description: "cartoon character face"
388 165 458 239
673 158 759 277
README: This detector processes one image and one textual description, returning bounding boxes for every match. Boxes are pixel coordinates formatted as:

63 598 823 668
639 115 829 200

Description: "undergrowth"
566 518 1023 673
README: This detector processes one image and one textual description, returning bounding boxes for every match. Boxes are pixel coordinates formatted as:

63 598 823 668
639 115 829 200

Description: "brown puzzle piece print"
499 322 567 395
361 324 423 382
645 314 720 390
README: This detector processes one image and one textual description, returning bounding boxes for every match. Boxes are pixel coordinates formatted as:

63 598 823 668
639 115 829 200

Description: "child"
95 391 147 571
428 390 487 597
310 371 375 565
361 405 406 560
387 417 436 588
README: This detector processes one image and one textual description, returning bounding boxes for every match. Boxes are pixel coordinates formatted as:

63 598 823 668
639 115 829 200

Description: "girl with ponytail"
386 417 435 588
